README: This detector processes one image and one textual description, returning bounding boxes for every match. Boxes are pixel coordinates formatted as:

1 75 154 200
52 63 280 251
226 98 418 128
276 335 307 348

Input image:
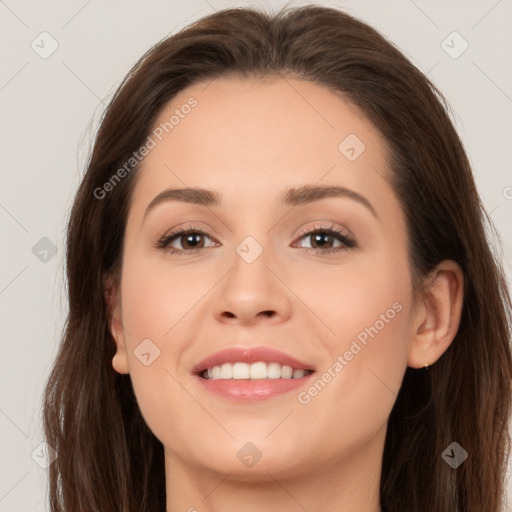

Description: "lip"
195 375 315 401
191 346 314 374
192 346 315 402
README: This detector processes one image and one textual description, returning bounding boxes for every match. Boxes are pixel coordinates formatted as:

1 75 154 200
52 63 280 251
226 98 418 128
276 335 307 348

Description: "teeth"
232 362 249 379
267 362 282 379
249 362 267 379
282 366 293 379
293 369 305 379
220 363 233 379
201 361 311 380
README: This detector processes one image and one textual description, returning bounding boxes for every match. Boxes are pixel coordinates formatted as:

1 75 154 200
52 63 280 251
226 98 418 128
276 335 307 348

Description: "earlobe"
104 275 130 375
112 343 130 375
407 260 464 369
111 316 130 375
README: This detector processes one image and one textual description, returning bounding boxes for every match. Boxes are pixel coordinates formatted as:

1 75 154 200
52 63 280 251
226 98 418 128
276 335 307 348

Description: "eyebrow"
143 185 378 220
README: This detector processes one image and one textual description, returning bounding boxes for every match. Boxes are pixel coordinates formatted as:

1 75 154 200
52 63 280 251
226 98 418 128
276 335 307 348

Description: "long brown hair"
42 5 512 511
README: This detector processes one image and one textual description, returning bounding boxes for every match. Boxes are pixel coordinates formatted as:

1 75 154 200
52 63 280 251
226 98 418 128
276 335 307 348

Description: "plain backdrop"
1 1 511 510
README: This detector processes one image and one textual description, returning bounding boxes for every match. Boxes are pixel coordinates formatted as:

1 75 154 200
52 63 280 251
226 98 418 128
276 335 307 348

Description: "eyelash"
155 223 357 256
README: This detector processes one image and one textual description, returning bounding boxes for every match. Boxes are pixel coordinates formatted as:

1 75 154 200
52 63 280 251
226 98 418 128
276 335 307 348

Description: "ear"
407 260 464 369
104 274 130 375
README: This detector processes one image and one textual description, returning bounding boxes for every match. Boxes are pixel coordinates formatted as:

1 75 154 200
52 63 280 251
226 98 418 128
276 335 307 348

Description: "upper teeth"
202 362 310 380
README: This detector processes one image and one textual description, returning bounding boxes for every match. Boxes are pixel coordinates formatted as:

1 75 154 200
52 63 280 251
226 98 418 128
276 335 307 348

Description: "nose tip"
213 262 291 326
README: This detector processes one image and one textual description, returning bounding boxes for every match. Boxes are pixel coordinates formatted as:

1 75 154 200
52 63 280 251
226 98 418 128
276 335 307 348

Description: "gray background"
1 0 511 510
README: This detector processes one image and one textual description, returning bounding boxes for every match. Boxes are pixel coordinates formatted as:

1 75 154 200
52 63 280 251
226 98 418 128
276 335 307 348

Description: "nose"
212 244 292 326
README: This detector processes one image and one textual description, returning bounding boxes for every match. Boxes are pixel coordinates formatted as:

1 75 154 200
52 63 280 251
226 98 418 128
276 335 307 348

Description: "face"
110 76 417 480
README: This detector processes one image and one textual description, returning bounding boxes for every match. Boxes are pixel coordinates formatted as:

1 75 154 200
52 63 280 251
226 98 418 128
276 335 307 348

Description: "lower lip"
195 374 315 401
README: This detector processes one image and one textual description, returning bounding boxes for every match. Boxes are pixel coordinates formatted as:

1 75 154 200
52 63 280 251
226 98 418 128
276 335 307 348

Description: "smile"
201 362 313 380
192 346 316 401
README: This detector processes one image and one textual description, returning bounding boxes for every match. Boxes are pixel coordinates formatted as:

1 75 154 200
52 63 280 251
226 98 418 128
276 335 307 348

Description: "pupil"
314 233 330 248
185 233 201 248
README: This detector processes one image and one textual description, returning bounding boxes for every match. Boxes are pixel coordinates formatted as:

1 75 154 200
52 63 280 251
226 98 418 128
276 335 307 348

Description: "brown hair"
42 5 512 511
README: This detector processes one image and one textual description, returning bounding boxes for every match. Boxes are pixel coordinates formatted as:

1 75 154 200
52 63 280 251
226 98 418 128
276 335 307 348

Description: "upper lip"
192 346 315 374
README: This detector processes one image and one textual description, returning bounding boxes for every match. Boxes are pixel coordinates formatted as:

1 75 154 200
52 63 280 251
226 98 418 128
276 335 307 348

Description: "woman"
42 5 512 511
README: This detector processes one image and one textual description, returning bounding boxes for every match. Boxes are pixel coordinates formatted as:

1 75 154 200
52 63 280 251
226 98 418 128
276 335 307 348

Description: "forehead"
129 75 395 219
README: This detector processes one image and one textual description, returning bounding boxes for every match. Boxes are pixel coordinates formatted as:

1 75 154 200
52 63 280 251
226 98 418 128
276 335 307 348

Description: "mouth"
200 362 313 380
192 346 315 401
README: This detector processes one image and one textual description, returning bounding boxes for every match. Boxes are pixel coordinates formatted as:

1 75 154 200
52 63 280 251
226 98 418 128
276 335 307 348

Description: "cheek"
117 254 208 445
117 245 241 434
294 244 411 360
294 249 412 431
119 250 216 346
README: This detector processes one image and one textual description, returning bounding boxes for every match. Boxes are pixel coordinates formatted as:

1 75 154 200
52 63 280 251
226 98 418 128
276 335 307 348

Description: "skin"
108 76 464 512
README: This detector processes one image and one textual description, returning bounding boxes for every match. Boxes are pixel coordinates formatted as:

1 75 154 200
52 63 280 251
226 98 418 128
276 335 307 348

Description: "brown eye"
303 231 339 250
294 225 356 254
174 232 207 250
156 227 217 254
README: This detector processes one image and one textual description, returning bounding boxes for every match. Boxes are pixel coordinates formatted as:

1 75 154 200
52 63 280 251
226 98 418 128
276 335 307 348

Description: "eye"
155 222 356 256
293 223 356 254
155 225 218 255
